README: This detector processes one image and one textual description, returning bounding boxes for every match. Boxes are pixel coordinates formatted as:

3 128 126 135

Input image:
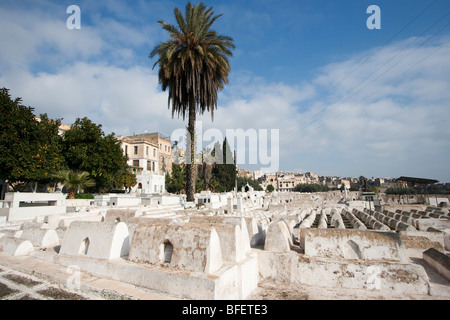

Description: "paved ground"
248 255 450 300
0 250 448 300
0 251 177 300
0 264 91 300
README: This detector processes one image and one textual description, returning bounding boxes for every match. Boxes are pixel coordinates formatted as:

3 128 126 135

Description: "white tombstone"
264 220 292 252
59 221 130 260
0 236 34 256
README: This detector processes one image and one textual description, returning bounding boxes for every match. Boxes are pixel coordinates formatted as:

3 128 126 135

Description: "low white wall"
104 209 142 223
129 223 222 274
423 248 450 281
39 250 257 299
20 228 59 248
110 196 141 207
0 236 34 256
264 220 292 252
258 251 430 296
301 228 407 262
59 221 129 260
187 216 251 256
1 206 66 222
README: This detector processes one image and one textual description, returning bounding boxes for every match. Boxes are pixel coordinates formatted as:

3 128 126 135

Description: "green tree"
62 117 128 193
211 138 236 192
53 170 96 199
113 172 137 191
0 88 39 184
0 88 64 190
32 114 66 187
165 163 186 194
385 187 417 195
294 183 332 193
150 2 234 202
237 176 263 191
266 184 275 193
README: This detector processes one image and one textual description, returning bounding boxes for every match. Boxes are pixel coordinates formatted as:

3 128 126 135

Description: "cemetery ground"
0 252 448 300
0 191 449 301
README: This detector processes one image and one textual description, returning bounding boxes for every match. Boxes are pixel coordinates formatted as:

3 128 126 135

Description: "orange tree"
0 88 65 190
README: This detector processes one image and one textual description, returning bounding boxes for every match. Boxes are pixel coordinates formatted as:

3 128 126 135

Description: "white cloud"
0 62 188 137
1 0 449 181
206 35 450 180
0 3 105 71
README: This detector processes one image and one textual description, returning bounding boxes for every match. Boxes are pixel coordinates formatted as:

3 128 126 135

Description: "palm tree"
150 2 234 202
53 170 96 199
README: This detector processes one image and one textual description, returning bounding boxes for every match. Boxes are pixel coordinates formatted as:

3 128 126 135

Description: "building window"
153 149 156 157
134 146 138 154
165 145 167 152
125 146 128 155
160 143 162 150
146 147 149 155
133 160 139 167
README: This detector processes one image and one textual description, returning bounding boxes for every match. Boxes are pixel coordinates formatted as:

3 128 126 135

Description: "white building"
118 135 167 194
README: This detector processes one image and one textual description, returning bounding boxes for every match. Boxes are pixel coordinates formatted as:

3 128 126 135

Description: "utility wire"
328 0 441 91
311 17 450 121
297 9 450 132
285 0 440 119
354 36 450 108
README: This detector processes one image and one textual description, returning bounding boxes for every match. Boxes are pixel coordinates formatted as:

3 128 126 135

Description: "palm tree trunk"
185 95 196 202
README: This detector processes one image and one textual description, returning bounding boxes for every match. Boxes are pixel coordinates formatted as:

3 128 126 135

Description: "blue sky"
1 0 450 181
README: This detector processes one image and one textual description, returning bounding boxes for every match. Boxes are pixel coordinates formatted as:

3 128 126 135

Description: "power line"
313 18 450 117
296 9 450 133
355 37 450 107
283 0 441 124
330 0 441 90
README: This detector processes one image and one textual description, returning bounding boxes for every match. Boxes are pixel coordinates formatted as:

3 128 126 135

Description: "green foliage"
74 193 94 199
1 88 134 194
195 176 206 192
266 184 275 193
113 172 137 190
385 187 417 195
386 184 449 195
237 176 263 191
62 117 129 192
150 2 234 120
166 164 186 194
424 184 450 194
150 2 234 201
166 139 239 194
31 114 66 184
293 183 333 193
211 163 235 192
208 138 236 192
52 170 96 199
0 88 65 184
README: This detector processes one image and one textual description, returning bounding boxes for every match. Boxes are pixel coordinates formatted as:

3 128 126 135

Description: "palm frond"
149 1 234 121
